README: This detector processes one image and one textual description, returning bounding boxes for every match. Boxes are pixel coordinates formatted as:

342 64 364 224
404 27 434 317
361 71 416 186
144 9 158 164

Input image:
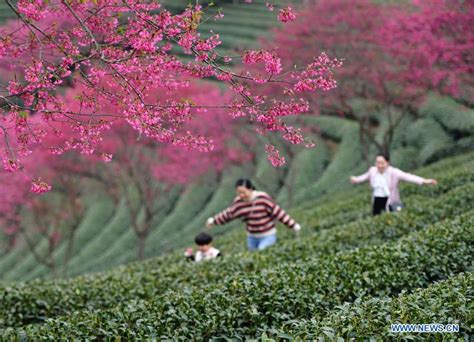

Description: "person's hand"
184 247 193 257
293 223 301 233
206 217 214 228
350 176 358 184
423 179 438 185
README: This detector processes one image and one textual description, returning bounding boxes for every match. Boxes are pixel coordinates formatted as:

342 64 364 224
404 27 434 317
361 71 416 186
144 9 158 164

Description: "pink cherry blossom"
278 6 297 23
30 179 52 194
265 144 285 167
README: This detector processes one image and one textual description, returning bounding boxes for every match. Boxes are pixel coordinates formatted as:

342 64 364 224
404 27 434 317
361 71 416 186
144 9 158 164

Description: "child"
184 232 221 262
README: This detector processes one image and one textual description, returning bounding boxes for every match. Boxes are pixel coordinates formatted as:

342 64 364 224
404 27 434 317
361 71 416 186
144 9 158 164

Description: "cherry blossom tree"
0 150 85 276
266 0 408 160
379 0 474 107
0 0 340 192
0 171 29 254
267 0 473 161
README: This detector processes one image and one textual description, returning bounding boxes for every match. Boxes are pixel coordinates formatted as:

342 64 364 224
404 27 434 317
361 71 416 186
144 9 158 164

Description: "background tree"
379 0 474 107
0 151 85 276
266 0 474 161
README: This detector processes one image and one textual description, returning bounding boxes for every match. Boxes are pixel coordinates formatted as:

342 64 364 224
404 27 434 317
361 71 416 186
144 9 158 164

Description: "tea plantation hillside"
0 0 304 279
0 103 473 282
0 152 473 339
0 1 472 338
0 0 473 285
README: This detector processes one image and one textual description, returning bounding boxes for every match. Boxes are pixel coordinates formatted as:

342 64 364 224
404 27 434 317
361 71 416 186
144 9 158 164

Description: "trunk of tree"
359 123 371 167
50 260 57 278
287 165 297 208
136 211 151 261
20 228 56 276
62 228 77 277
137 233 147 261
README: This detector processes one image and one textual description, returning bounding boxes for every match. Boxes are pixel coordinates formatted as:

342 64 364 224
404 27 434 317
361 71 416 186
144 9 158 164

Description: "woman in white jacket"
350 153 437 215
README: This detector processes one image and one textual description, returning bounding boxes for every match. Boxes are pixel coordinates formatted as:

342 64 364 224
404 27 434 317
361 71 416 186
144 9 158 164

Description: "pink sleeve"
394 168 425 185
353 168 371 184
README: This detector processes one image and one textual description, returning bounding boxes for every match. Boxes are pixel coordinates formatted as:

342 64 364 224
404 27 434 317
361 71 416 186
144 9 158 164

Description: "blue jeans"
247 234 277 251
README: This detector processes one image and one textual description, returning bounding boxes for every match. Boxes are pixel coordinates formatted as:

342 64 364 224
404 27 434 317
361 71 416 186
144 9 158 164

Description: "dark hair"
235 178 255 190
376 152 390 162
195 232 213 246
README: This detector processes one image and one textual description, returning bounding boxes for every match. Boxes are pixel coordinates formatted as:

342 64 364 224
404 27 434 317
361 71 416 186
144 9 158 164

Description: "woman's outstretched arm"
207 198 239 227
350 168 371 184
262 196 301 231
394 168 437 185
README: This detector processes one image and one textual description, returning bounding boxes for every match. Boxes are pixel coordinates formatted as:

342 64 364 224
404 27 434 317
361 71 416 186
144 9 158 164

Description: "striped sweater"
213 191 298 237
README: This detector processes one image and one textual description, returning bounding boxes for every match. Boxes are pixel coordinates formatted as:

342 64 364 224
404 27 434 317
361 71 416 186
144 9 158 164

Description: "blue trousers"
247 234 277 251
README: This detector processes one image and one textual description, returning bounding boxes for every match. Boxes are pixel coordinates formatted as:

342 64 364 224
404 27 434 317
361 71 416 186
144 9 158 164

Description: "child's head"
195 232 213 252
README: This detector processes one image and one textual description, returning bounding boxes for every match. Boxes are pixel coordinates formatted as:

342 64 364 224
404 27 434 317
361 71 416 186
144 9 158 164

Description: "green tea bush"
294 118 366 204
1 198 115 282
276 272 473 339
144 180 216 257
420 94 474 133
66 199 131 276
0 182 472 331
2 212 472 339
277 139 330 208
406 118 453 164
0 153 472 337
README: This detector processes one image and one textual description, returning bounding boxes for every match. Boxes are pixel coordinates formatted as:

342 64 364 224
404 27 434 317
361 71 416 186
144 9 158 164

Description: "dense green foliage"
0 153 472 339
277 272 473 339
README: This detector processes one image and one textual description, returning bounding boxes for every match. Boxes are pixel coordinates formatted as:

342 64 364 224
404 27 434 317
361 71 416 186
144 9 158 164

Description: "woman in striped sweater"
206 179 301 251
